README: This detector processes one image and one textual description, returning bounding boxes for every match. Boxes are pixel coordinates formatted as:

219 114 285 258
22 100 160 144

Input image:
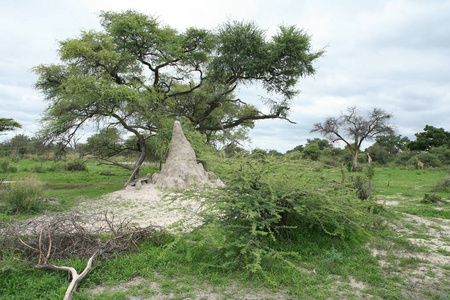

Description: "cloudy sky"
1 0 449 152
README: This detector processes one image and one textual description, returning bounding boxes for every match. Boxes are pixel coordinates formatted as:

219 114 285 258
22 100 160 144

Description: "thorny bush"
172 156 379 274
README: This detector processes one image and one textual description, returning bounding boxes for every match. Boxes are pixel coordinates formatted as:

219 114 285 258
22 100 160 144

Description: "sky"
0 0 449 153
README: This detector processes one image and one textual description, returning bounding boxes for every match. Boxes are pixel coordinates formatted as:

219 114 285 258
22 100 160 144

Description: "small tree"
311 107 395 171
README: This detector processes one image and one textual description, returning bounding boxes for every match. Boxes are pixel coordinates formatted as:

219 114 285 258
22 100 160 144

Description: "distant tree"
286 144 304 154
365 143 390 164
374 134 410 155
0 118 22 134
85 128 124 158
311 107 395 171
267 149 283 157
224 143 248 157
9 134 31 157
33 10 323 186
302 143 321 161
306 138 332 150
407 125 450 151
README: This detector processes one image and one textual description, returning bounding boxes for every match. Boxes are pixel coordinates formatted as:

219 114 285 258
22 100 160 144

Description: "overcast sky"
1 0 449 153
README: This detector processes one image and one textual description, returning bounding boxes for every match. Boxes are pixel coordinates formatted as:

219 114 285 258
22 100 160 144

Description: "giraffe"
416 157 424 170
367 153 372 165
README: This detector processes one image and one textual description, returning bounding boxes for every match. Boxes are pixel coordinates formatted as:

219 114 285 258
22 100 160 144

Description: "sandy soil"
78 183 204 231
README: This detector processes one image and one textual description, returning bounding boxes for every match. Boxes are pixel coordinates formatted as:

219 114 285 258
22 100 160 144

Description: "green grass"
1 156 159 215
1 156 449 299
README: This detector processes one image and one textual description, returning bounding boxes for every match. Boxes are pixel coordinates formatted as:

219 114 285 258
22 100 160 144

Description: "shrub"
177 157 373 273
431 176 450 192
429 146 450 166
421 194 443 204
4 176 44 213
349 174 373 200
0 160 9 173
408 153 441 168
32 164 46 173
64 158 88 171
0 160 18 173
302 143 321 161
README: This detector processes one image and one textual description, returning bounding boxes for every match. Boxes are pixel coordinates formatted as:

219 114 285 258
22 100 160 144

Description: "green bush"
431 176 450 192
178 157 373 273
3 176 44 213
32 164 46 173
0 160 9 173
0 160 18 173
349 174 373 200
428 146 450 165
64 158 88 171
421 193 443 204
408 153 441 168
302 143 321 161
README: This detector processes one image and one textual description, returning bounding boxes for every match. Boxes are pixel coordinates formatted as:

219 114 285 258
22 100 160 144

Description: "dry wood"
1 211 164 299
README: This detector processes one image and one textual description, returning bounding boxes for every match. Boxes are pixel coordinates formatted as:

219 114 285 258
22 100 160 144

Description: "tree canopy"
33 10 323 185
407 125 450 151
0 118 22 134
311 107 395 171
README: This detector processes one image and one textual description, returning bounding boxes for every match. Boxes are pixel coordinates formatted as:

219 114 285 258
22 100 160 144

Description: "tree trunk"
352 150 358 172
124 137 147 187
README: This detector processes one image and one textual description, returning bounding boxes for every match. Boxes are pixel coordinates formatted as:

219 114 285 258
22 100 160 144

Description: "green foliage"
420 193 443 204
431 176 450 192
0 118 22 133
366 143 390 164
302 143 321 161
429 146 450 165
85 127 124 157
408 153 442 168
1 160 17 173
63 158 88 171
374 134 410 155
306 138 333 150
285 144 304 154
176 156 373 274
407 125 450 151
2 176 44 213
349 174 374 200
32 163 47 173
34 10 323 186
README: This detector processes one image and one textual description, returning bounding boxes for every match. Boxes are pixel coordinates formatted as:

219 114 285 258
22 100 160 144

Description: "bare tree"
311 107 395 171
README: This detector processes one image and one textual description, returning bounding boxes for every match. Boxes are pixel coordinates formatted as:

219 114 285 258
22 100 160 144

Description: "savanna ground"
0 155 449 299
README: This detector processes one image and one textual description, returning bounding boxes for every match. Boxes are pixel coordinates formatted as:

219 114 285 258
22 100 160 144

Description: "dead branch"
1 211 164 299
35 248 100 300
332 162 346 184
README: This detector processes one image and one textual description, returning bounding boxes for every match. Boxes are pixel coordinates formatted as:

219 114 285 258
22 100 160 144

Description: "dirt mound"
151 120 223 188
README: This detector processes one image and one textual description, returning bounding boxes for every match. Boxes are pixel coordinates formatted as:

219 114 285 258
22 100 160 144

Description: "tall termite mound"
151 121 224 188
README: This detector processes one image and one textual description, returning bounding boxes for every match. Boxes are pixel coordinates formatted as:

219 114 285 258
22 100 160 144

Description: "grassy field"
0 156 449 299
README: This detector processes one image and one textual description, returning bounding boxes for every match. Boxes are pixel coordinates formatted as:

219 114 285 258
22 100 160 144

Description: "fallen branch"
35 249 100 300
2 211 164 299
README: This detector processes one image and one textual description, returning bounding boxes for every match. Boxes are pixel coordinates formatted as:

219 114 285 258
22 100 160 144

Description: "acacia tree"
34 10 323 185
0 118 22 134
311 107 395 171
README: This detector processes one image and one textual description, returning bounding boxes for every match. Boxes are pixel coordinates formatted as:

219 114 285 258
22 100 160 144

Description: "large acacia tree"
311 107 395 171
34 10 323 185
